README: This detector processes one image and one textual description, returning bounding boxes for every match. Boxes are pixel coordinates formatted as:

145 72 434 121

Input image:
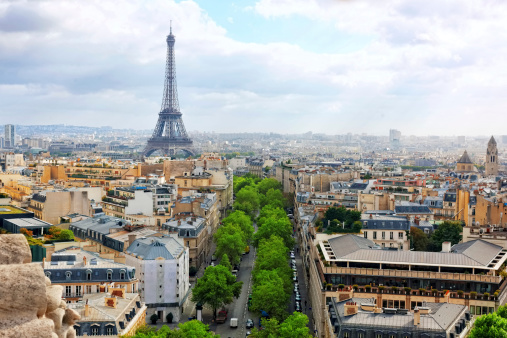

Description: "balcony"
320 260 501 284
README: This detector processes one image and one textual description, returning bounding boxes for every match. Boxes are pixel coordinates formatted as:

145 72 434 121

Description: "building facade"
124 236 190 322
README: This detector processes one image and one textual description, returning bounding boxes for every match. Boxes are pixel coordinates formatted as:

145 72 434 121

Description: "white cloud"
0 0 507 135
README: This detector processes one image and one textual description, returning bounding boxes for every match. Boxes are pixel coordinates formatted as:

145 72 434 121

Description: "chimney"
83 256 86 266
84 300 90 317
344 302 358 316
42 257 46 266
442 241 452 253
128 234 137 247
369 214 373 219
177 220 181 226
413 308 420 326
415 218 420 225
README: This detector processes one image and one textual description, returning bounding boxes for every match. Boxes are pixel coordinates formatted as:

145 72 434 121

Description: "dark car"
246 319 254 329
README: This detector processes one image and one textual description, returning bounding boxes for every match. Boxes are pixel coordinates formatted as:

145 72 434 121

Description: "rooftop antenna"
170 20 172 34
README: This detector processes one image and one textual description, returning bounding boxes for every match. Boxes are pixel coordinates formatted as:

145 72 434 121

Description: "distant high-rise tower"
485 136 499 176
389 129 401 147
4 124 15 148
143 28 194 157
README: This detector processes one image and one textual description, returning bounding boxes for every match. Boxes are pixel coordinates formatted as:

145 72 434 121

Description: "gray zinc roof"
326 235 504 268
333 297 467 332
394 205 432 215
126 236 185 260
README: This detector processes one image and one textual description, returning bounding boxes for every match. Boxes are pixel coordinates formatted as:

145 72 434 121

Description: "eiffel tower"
143 27 194 157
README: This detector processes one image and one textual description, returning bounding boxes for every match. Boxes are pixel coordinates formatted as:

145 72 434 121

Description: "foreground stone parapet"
0 234 31 265
0 234 80 338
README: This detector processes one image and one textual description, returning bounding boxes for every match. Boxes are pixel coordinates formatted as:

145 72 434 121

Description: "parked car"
290 252 295 259
246 319 254 329
291 259 296 265
295 294 301 301
293 276 298 282
295 303 302 312
294 286 299 293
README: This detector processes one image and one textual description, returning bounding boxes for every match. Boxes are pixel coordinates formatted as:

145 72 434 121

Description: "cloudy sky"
1 0 507 135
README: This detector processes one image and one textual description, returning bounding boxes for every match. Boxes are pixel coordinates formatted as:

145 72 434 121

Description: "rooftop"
126 236 185 260
331 297 468 333
0 205 30 214
324 234 507 269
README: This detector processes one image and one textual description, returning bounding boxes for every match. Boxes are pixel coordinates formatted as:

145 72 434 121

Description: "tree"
410 226 429 251
429 221 462 251
260 188 285 209
170 320 220 337
219 254 232 271
325 207 346 223
251 270 290 321
191 265 242 319
469 305 507 338
278 312 312 338
248 313 312 338
233 186 260 219
249 317 280 338
222 210 253 243
253 217 294 249
214 224 246 265
257 178 282 195
129 321 219 338
166 312 173 323
257 205 288 228
253 236 293 295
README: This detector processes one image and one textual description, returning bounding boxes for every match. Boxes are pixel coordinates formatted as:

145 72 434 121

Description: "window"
344 332 350 338
398 232 403 239
358 333 365 338
106 326 114 335
76 286 82 296
86 285 92 294
65 286 72 297
376 334 382 338
390 232 393 240
107 271 112 280
373 231 377 239
74 326 80 336
364 231 368 238
66 271 72 280
382 231 385 239
91 326 99 336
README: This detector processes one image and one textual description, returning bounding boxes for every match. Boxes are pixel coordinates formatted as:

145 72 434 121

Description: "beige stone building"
28 190 92 224
455 150 476 173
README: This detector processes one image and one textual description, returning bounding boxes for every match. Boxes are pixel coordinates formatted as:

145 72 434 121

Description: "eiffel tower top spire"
160 25 180 114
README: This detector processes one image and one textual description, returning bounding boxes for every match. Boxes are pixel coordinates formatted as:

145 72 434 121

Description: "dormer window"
65 271 72 280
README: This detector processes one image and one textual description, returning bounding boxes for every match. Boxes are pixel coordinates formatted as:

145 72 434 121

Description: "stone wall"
0 234 80 338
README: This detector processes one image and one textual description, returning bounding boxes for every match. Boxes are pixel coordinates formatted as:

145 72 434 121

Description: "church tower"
485 136 499 176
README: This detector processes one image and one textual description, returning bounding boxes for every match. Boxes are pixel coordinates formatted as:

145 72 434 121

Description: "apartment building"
162 216 208 268
124 236 190 322
43 248 138 303
101 187 153 219
28 190 92 224
361 214 410 250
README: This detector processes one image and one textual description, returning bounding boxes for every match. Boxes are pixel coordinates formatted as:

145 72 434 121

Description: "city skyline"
1 0 507 135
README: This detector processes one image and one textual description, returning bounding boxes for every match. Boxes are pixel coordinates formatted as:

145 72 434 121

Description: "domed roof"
457 150 473 164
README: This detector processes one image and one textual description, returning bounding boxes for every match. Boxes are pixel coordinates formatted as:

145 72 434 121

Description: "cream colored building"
28 190 92 224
